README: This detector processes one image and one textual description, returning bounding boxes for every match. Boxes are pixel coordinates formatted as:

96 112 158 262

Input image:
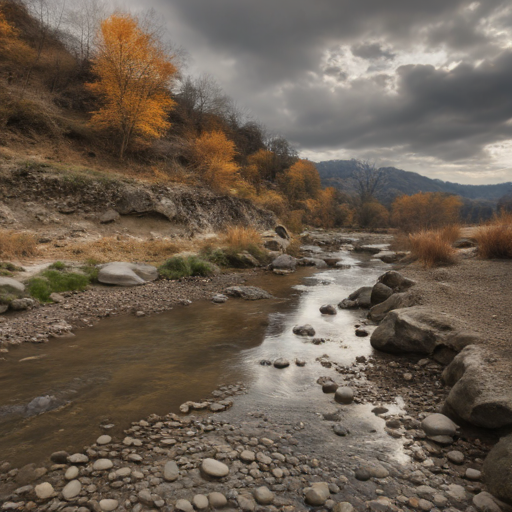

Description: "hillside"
316 160 512 204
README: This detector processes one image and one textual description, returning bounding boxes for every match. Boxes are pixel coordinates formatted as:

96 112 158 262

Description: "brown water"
0 251 396 467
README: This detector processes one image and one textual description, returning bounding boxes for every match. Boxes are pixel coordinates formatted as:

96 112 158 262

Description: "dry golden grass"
0 230 38 259
440 224 461 243
222 226 262 252
43 236 180 264
475 213 512 259
409 230 457 268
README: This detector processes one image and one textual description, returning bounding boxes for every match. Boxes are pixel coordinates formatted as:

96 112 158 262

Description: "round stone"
163 461 179 482
466 468 482 481
421 413 457 437
335 387 354 405
99 499 118 512
322 381 339 393
115 468 131 477
355 328 368 337
192 494 209 510
201 458 229 478
355 467 372 481
62 479 82 500
240 450 256 462
67 454 89 464
447 450 465 465
273 358 290 369
293 324 315 336
96 435 112 446
34 482 54 500
320 304 337 315
175 499 194 512
208 492 227 508
254 486 275 505
65 466 79 480
305 482 330 506
333 424 349 436
93 459 113 471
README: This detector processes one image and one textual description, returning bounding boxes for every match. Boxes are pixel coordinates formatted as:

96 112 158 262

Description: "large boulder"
264 237 289 252
483 434 512 505
225 286 273 300
370 282 393 306
370 306 476 356
339 286 372 309
377 271 415 292
98 262 158 286
442 345 512 429
0 277 25 296
368 292 418 323
271 254 297 271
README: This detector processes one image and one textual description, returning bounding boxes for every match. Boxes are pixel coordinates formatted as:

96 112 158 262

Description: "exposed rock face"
370 306 476 356
98 262 158 287
442 345 512 428
483 434 512 505
368 292 418 323
225 286 274 300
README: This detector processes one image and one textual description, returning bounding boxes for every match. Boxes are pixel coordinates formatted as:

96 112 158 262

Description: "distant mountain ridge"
315 160 512 205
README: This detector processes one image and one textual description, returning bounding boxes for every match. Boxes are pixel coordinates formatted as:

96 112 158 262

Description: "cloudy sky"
129 0 512 185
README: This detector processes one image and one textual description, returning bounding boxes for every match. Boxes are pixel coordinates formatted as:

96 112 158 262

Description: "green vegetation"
0 261 24 276
48 261 66 270
158 256 215 280
27 269 89 302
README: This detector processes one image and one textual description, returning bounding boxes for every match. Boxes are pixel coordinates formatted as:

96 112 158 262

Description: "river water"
0 249 405 467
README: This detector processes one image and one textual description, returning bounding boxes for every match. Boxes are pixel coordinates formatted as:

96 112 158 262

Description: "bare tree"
352 160 385 203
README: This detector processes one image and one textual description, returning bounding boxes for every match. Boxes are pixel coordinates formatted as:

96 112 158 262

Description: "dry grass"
0 230 39 259
475 213 512 259
440 224 461 243
43 236 180 264
409 230 457 268
222 226 262 252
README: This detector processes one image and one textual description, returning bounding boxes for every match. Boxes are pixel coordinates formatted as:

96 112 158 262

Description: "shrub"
158 255 215 280
48 261 66 270
223 226 262 251
440 225 461 244
27 270 90 302
0 230 38 259
409 230 457 267
475 213 512 259
200 246 229 267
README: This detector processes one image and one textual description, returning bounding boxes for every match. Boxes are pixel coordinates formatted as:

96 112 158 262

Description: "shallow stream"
0 250 404 467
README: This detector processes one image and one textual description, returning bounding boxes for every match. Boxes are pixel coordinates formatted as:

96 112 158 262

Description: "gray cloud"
128 0 512 183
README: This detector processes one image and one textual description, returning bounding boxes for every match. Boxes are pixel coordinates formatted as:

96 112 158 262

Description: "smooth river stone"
192 495 209 510
305 482 330 506
93 459 113 471
115 468 131 478
254 486 275 505
175 499 194 512
67 453 89 464
34 482 54 500
421 413 457 437
96 435 112 445
65 466 79 480
335 387 354 404
99 499 118 511
62 479 82 500
164 461 179 482
208 492 228 508
201 458 229 478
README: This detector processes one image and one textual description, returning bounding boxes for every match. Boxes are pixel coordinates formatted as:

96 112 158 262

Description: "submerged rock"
320 304 337 315
293 324 316 336
225 286 273 300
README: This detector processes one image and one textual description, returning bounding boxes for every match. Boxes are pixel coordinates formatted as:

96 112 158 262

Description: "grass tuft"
158 255 215 280
409 230 457 268
0 230 38 259
27 270 90 302
475 213 512 259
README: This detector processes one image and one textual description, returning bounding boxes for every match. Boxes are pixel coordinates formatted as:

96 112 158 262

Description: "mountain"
315 159 512 205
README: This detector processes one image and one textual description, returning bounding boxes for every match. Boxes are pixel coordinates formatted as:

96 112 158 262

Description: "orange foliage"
409 230 457 268
88 14 177 158
0 6 33 64
190 130 240 191
279 159 321 202
307 187 354 228
392 192 462 233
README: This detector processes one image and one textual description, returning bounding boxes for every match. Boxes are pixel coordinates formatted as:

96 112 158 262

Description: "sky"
127 0 512 185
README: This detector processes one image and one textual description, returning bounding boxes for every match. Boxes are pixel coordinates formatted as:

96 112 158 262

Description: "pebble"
240 450 256 462
421 413 457 437
67 453 89 464
238 494 256 511
163 461 179 481
201 458 229 478
320 304 337 315
335 387 354 404
254 486 275 505
65 466 79 480
34 483 54 500
473 492 502 512
333 504 354 512
115 467 131 477
93 459 113 471
305 482 330 506
192 495 209 510
466 468 482 481
322 381 339 393
333 424 349 436
355 328 368 337
208 492 227 508
273 358 290 369
62 479 82 500
99 499 118 511
292 324 315 336
447 450 464 464
96 435 112 445
175 499 194 512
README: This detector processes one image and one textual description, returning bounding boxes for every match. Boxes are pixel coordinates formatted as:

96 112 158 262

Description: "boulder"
473 492 505 512
320 304 337 315
271 254 297 270
275 225 290 240
377 271 415 292
484 434 512 505
293 324 315 336
370 306 476 356
99 210 120 224
264 237 289 252
10 298 35 311
371 283 393 306
0 277 25 296
368 292 418 323
442 345 512 428
98 262 158 286
339 286 372 309
421 413 458 437
225 286 273 300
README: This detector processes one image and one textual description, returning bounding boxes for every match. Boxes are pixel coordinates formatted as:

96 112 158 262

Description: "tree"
0 4 34 67
352 160 385 203
279 159 321 203
391 192 462 232
87 13 178 158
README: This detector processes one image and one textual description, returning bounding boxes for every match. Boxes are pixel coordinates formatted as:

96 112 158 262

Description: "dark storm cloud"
129 0 512 180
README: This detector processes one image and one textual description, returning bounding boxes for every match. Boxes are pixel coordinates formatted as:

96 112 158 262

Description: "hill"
315 160 512 204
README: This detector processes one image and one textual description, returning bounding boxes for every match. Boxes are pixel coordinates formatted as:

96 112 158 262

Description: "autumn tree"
279 159 321 203
391 192 462 232
88 13 178 158
190 129 240 191
0 4 33 67
306 187 354 228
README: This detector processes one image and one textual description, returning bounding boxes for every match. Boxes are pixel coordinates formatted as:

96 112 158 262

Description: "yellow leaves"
87 13 178 158
391 192 462 232
0 7 33 64
279 159 321 202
